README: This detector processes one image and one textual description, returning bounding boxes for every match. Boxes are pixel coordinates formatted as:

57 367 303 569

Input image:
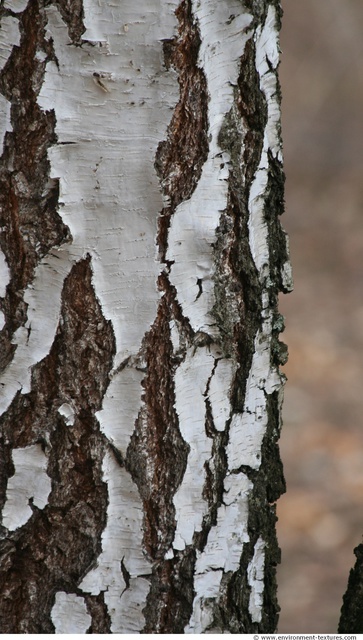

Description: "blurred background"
277 0 363 632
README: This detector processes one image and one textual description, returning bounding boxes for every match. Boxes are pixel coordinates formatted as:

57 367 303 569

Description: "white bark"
51 592 91 634
2 444 51 531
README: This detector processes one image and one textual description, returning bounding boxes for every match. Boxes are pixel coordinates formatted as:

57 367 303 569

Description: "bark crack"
155 0 209 263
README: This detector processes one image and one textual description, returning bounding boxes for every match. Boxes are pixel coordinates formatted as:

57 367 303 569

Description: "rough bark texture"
0 0 291 633
339 544 363 633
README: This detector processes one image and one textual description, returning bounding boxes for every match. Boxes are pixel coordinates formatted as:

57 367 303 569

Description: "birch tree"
0 0 292 633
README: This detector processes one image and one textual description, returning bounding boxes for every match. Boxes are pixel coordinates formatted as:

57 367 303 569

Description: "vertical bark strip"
0 0 291 633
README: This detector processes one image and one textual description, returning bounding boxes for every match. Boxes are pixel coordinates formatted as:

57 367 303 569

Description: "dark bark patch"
214 180 262 412
53 0 86 44
0 257 115 448
142 549 196 633
0 0 69 367
264 150 290 295
237 36 268 192
263 391 286 504
0 438 14 515
84 592 112 633
126 274 198 632
214 34 266 370
339 543 363 633
155 0 209 261
0 257 115 632
127 287 189 561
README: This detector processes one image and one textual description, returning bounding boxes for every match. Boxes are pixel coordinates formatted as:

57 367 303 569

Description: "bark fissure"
127 287 190 563
155 0 209 263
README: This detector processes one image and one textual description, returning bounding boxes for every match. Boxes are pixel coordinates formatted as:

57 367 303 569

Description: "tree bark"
0 0 292 633
339 544 363 633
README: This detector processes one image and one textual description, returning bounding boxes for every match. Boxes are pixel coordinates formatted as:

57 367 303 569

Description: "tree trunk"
0 0 292 633
339 544 363 633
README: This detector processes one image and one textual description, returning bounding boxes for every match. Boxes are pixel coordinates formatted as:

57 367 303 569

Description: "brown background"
277 0 363 632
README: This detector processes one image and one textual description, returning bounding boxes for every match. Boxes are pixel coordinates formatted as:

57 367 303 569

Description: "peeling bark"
0 0 68 372
0 257 114 632
0 0 291 633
